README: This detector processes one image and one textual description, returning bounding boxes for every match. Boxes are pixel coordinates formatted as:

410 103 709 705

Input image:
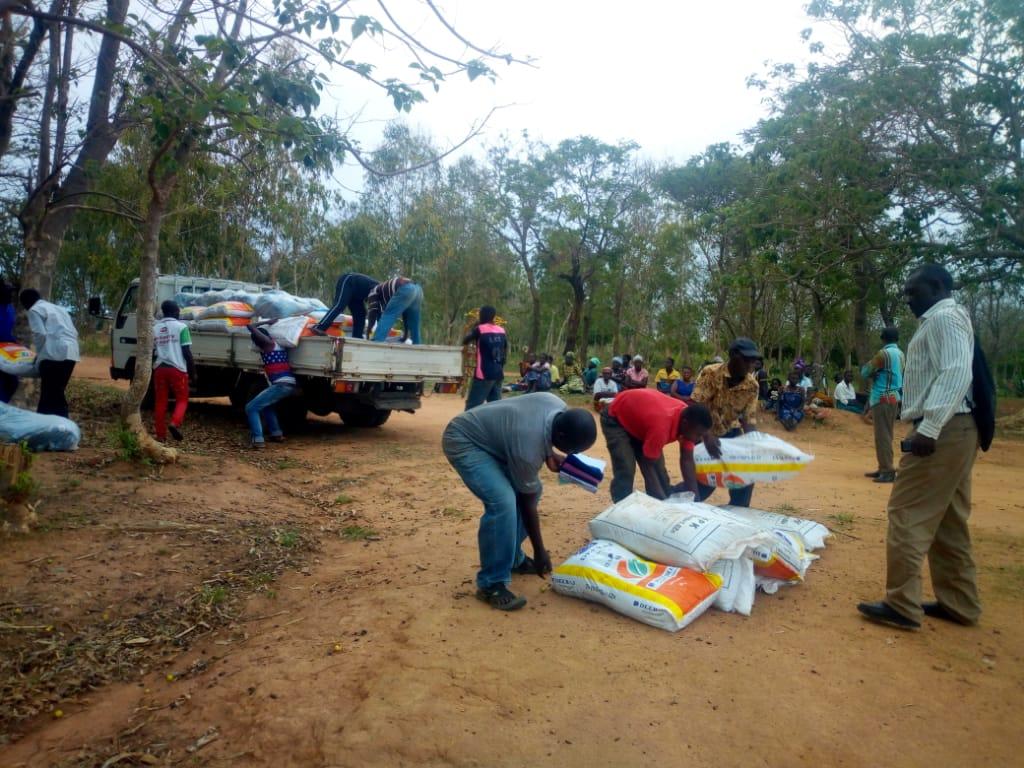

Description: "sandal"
511 555 535 575
475 585 527 611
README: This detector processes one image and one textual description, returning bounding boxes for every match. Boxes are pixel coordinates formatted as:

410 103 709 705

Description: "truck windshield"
115 285 137 329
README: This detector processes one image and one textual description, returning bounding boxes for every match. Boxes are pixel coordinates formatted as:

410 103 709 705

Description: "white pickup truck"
104 275 463 427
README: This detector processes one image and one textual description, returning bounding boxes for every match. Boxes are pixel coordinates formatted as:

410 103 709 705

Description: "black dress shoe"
857 601 920 630
864 471 880 478
873 472 896 483
922 601 975 626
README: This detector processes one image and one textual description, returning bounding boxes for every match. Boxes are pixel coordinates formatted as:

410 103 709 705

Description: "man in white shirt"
19 289 80 417
592 366 619 410
153 300 196 441
833 370 861 413
857 264 980 631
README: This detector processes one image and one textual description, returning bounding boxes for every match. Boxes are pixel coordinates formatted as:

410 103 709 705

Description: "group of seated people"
763 363 866 431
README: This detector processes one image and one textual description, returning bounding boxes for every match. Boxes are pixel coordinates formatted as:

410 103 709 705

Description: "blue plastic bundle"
0 402 81 451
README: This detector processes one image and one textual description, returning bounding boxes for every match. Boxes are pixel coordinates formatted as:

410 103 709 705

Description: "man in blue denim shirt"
442 393 596 611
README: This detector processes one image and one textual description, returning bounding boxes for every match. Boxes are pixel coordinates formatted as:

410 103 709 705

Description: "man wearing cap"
601 388 714 502
691 337 762 507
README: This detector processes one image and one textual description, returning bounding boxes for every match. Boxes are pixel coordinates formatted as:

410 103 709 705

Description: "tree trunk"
561 268 585 355
579 303 592 361
611 277 625 353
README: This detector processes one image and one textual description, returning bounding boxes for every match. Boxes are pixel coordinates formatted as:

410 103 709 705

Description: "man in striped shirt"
367 276 423 344
858 265 981 631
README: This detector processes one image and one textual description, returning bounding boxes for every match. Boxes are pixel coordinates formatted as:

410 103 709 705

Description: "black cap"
728 337 761 359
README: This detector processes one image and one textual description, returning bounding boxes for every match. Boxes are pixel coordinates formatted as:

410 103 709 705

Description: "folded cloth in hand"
559 452 606 492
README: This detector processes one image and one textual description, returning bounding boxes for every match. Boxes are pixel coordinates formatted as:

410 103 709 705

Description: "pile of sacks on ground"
0 343 80 451
174 288 401 346
553 432 825 632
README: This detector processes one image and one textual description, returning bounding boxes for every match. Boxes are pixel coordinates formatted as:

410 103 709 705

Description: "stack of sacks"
191 300 254 332
254 290 326 320
0 342 38 377
178 306 205 321
558 453 606 493
694 431 814 489
173 289 260 308
301 310 403 340
553 492 831 628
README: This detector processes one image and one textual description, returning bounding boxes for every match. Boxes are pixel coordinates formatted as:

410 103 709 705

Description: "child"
777 370 805 431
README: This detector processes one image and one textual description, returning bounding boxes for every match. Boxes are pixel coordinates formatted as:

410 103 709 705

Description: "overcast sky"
326 0 834 191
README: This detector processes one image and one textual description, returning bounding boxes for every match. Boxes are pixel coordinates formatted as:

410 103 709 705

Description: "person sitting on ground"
601 387 714 502
366 275 423 344
778 369 806 431
559 351 585 393
755 359 770 404
833 370 862 414
442 393 597 611
310 271 379 337
623 355 649 389
610 357 626 388
462 305 508 410
654 357 680 394
547 354 561 390
245 320 297 448
518 349 534 378
592 366 619 411
797 365 814 392
765 377 783 412
670 365 696 403
526 354 552 392
152 300 196 442
582 357 600 391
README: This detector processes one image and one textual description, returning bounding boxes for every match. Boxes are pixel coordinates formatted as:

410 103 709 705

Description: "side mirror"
88 296 103 316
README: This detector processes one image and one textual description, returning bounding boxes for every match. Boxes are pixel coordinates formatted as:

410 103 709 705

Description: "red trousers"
154 365 189 440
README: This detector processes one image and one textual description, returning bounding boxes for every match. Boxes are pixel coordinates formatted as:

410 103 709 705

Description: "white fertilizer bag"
708 557 756 616
717 505 831 550
254 290 327 320
267 316 311 349
589 492 774 572
694 432 814 489
552 540 721 632
745 530 817 583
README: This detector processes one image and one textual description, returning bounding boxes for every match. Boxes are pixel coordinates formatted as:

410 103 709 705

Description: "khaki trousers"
872 400 898 473
885 414 981 624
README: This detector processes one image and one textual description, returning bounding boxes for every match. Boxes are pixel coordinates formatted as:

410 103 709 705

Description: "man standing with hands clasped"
858 265 984 631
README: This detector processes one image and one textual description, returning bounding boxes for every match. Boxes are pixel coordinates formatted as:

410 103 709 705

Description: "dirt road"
3 359 1022 767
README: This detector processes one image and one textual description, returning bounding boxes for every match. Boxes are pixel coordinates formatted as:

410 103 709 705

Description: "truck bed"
188 330 463 383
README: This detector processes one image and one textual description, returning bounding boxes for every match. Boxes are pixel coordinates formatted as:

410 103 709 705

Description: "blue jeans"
465 378 501 410
372 282 423 344
442 434 533 589
245 381 296 443
697 427 754 507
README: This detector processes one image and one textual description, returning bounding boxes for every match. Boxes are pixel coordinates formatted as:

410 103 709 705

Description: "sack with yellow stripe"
694 432 813 488
552 539 721 632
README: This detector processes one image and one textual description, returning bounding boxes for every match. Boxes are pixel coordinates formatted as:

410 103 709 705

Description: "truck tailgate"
336 338 462 381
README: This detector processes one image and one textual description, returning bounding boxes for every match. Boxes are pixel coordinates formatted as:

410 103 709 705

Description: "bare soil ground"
2 357 1022 767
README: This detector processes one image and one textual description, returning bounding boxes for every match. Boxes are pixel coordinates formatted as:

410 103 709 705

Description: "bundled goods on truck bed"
199 301 255 319
172 288 260 308
693 432 814 489
191 317 251 332
0 402 80 451
556 493 831 629
552 540 721 632
254 290 326 319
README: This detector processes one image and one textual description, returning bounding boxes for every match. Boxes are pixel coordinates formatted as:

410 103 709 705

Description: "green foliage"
341 525 377 541
111 425 143 463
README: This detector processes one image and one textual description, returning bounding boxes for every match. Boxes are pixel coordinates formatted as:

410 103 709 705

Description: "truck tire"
339 406 391 428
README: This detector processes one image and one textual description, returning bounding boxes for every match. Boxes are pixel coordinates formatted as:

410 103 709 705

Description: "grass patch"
772 503 799 515
829 512 855 527
441 506 470 520
274 529 300 548
341 524 377 541
110 424 147 463
334 493 354 505
199 585 229 606
274 457 302 471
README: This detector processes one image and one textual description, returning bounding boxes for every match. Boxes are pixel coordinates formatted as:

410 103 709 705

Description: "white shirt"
593 377 619 396
833 381 857 405
901 298 974 439
28 300 80 363
153 318 192 373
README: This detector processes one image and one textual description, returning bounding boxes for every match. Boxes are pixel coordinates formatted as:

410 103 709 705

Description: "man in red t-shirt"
601 388 713 502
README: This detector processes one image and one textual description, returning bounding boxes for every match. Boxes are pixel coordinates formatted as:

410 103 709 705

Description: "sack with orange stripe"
552 539 721 632
0 342 37 376
693 432 813 488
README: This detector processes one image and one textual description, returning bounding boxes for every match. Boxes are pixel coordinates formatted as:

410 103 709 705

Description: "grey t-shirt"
442 392 566 494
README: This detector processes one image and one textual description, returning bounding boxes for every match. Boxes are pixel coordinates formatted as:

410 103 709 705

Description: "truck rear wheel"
338 406 391 428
